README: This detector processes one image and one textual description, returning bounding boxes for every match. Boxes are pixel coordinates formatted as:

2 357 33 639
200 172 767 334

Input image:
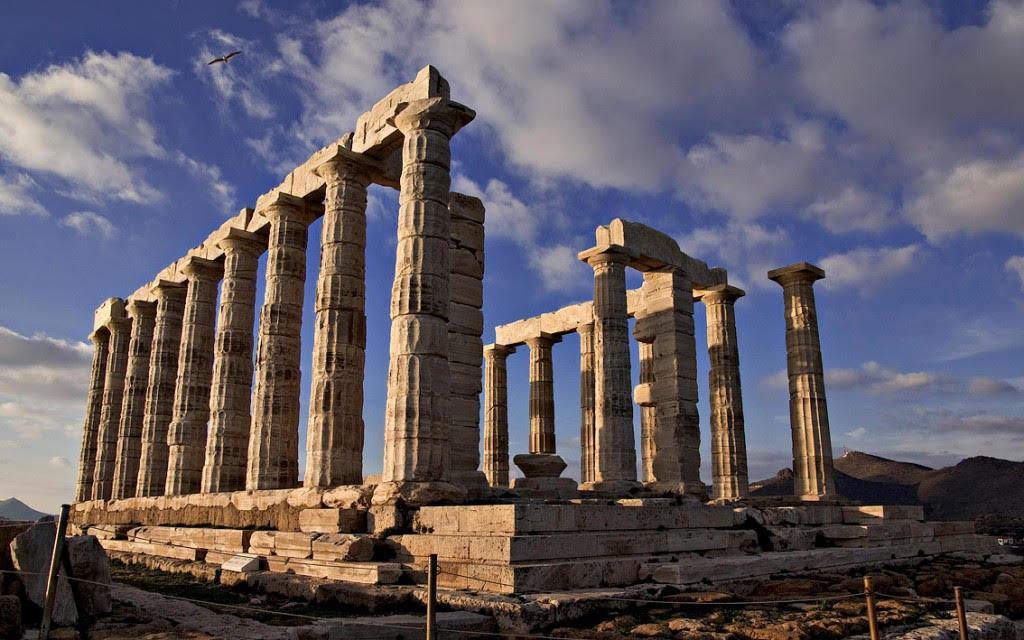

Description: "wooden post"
955 586 969 640
864 575 880 640
39 504 70 640
426 554 438 640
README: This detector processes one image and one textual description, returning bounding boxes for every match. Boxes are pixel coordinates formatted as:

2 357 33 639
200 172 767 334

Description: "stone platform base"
74 497 999 596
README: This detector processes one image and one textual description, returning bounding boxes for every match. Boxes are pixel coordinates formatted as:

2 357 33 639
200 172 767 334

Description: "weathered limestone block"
483 344 513 487
136 280 187 497
248 194 320 491
75 330 109 502
298 508 366 533
842 505 924 523
306 149 378 489
699 284 750 501
166 257 223 495
769 262 836 501
634 269 704 497
11 525 112 626
202 229 264 493
377 96 474 504
221 554 261 572
250 531 316 558
128 526 252 552
322 484 375 509
112 299 157 499
92 310 131 501
311 533 375 562
86 524 133 540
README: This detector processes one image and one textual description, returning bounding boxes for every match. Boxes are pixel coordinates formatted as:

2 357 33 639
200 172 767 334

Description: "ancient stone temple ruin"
71 67 998 602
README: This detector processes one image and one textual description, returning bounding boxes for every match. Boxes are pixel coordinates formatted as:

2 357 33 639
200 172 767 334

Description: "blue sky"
1 0 1023 511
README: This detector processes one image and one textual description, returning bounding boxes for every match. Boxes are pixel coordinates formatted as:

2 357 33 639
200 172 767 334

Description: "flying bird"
207 51 242 65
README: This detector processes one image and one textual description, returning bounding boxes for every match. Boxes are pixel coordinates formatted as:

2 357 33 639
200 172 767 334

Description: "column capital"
390 97 476 137
125 299 157 320
180 256 223 281
150 279 187 298
768 262 825 286
696 284 746 304
525 332 563 349
313 145 383 186
88 328 110 346
483 343 516 358
216 227 266 255
579 245 631 269
255 191 324 225
576 322 595 336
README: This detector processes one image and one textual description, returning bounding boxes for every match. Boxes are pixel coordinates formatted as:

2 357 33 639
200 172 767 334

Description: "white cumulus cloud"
819 244 923 295
60 211 117 239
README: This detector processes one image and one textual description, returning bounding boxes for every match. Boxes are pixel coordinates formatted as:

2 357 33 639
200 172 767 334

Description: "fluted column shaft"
201 231 264 493
702 285 750 501
166 258 222 495
769 263 836 501
483 344 513 487
381 98 472 488
247 196 315 490
305 155 370 488
92 316 131 500
526 335 559 454
584 251 640 491
638 339 656 484
111 300 157 499
75 331 109 502
136 282 187 497
578 323 596 485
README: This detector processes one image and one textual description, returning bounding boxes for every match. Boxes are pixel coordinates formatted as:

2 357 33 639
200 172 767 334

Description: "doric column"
75 330 109 502
136 281 187 497
247 194 318 491
637 339 656 484
483 344 514 487
699 284 750 501
578 323 596 485
305 150 373 488
165 257 222 495
526 334 560 454
376 97 474 504
91 311 131 501
768 262 836 501
634 269 705 497
111 300 157 500
582 249 640 493
201 229 264 493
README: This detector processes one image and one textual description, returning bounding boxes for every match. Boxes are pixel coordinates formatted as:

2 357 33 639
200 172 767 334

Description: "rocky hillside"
0 497 48 522
750 451 1024 522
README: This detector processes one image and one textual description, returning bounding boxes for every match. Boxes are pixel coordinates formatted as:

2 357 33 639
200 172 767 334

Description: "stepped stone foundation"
71 66 997 597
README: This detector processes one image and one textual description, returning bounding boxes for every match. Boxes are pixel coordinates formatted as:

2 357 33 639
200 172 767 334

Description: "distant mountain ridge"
0 497 49 522
750 451 1024 521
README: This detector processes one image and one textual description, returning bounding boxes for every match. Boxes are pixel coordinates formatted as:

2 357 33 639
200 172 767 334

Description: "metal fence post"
426 553 438 640
39 504 71 640
864 575 880 640
955 586 969 640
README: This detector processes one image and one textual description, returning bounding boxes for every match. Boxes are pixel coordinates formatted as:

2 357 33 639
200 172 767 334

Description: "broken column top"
92 297 127 333
767 262 826 284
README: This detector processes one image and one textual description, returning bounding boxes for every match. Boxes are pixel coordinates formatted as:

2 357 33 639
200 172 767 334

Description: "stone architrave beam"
769 262 836 501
